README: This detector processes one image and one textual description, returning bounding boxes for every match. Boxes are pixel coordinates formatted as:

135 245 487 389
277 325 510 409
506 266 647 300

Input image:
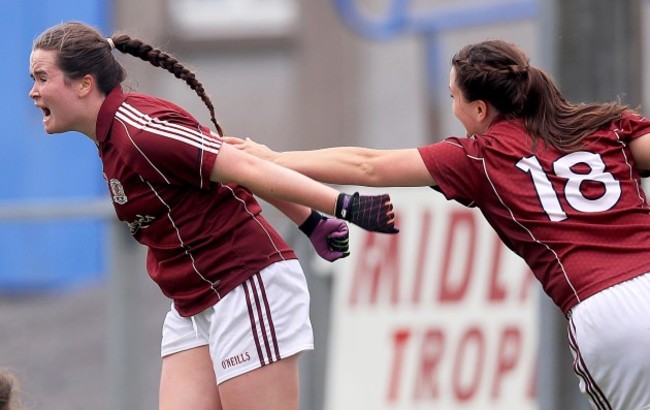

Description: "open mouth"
40 106 51 122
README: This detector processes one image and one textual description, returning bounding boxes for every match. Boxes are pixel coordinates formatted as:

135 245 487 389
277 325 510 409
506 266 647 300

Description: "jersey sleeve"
616 113 650 142
117 103 221 189
615 113 650 177
417 137 481 207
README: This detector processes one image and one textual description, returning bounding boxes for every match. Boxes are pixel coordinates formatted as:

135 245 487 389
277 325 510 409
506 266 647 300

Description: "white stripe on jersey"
116 119 172 184
220 183 288 259
143 176 222 298
613 129 648 207
116 102 222 155
119 102 222 150
467 152 582 305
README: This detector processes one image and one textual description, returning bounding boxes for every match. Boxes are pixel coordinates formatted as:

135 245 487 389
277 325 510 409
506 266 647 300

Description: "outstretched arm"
630 133 650 172
211 142 398 233
222 137 437 188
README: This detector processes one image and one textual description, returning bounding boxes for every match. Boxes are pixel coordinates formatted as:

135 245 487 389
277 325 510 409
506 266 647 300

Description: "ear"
78 74 95 97
475 100 489 121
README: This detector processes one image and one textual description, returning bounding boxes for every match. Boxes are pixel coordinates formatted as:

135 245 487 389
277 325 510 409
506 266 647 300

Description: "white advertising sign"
325 188 539 410
167 0 297 40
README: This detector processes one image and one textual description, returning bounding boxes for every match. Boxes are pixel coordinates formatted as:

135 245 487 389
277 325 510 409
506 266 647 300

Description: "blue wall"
0 0 111 292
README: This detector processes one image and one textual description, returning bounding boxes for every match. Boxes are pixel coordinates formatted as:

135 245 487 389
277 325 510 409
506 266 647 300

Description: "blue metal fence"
0 0 111 292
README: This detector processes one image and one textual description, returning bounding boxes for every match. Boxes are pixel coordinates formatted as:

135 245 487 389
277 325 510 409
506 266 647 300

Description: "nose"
29 83 39 100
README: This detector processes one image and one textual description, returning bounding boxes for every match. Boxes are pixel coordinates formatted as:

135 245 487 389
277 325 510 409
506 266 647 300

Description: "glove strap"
298 209 323 237
335 193 352 219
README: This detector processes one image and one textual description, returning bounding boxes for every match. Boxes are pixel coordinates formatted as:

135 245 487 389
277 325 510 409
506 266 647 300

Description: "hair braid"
111 34 224 136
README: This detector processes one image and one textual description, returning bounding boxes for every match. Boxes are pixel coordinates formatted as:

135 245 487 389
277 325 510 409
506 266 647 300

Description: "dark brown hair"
0 370 18 410
451 40 631 151
32 21 224 136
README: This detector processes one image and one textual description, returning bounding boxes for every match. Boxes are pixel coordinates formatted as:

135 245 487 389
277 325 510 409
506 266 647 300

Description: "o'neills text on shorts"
222 352 251 369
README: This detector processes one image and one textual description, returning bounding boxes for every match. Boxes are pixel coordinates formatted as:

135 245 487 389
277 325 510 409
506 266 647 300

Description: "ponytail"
110 34 224 136
452 40 631 151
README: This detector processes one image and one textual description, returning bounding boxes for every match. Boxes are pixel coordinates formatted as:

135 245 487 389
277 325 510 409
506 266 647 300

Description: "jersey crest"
109 178 128 205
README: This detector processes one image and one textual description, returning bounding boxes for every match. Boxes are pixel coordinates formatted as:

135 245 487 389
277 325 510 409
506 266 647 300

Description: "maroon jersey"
418 115 650 314
96 87 296 317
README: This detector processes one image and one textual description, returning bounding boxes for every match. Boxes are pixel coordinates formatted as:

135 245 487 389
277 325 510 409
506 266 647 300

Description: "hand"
335 192 399 234
299 210 350 262
222 136 277 161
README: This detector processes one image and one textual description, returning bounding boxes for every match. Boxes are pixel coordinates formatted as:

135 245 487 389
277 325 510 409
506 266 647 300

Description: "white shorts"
567 272 650 410
161 259 314 384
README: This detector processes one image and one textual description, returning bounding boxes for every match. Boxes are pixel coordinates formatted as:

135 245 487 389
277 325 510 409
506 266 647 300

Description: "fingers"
329 245 350 259
327 224 350 258
327 235 350 252
370 194 398 233
321 251 344 262
342 192 400 234
307 217 351 262
382 198 399 234
221 136 244 144
221 136 256 148
221 136 274 161
319 240 349 262
327 222 349 238
382 197 396 221
377 217 399 233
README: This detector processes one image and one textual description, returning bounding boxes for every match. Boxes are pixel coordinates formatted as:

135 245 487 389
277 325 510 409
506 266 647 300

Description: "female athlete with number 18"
28 21 397 410
226 40 650 409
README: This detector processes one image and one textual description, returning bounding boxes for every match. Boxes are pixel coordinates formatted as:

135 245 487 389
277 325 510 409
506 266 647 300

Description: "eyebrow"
30 69 46 79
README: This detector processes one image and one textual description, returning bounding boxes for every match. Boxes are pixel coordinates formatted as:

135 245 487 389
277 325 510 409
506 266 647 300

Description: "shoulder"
419 137 474 159
112 93 206 150
120 93 199 125
418 137 484 174
611 112 650 136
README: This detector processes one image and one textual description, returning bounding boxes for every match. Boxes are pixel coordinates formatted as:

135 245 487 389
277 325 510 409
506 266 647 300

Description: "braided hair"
32 21 224 136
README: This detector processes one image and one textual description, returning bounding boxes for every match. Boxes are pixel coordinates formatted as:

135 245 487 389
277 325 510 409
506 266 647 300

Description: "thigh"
568 273 650 410
218 353 301 410
160 345 222 410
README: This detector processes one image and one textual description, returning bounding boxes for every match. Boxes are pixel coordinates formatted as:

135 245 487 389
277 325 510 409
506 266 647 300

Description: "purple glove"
335 192 399 234
299 210 350 262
